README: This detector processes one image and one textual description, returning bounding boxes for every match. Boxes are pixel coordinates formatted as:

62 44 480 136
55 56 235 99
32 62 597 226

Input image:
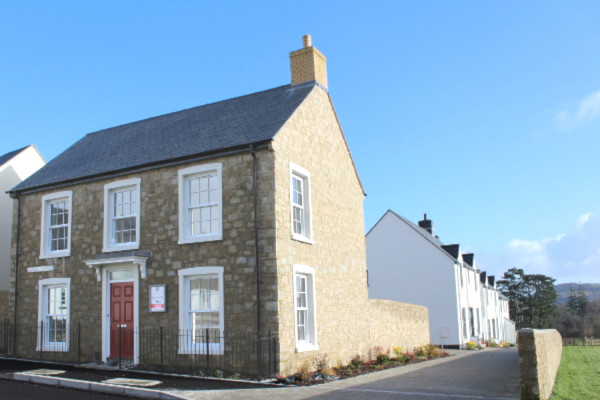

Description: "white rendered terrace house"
367 211 486 348
0 145 45 320
479 272 515 344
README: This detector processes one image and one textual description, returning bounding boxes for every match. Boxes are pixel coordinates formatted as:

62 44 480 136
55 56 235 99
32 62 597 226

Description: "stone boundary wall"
368 299 430 355
0 291 8 321
518 328 562 400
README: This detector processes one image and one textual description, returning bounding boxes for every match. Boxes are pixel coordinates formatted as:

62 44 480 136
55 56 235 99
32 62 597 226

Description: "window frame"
37 277 71 351
40 191 73 259
178 266 224 354
462 307 468 339
103 178 141 252
178 164 223 244
289 163 313 244
293 264 318 352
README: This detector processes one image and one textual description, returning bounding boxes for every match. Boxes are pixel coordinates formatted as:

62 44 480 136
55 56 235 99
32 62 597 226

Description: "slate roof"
0 146 28 167
480 271 487 284
441 244 460 260
11 82 317 193
462 253 474 267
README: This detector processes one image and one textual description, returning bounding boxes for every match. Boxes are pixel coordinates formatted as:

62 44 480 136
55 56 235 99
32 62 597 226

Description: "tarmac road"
0 379 128 399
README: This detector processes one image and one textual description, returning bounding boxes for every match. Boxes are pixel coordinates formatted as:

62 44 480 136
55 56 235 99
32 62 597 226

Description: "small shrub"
392 346 403 358
403 351 416 362
422 344 437 358
321 367 337 376
349 354 363 369
370 346 384 360
228 372 241 380
487 341 499 348
312 353 329 372
466 341 477 350
396 354 410 364
501 341 510 348
414 346 425 358
376 352 391 365
214 369 224 379
297 363 311 382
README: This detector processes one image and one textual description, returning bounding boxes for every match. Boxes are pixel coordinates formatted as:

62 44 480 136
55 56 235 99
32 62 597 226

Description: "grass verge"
552 346 600 399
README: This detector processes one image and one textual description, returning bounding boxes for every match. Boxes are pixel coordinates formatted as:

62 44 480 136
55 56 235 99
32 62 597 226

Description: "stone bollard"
518 328 562 400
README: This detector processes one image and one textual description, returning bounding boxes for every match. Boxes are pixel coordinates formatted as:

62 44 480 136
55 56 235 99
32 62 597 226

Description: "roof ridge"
85 83 300 137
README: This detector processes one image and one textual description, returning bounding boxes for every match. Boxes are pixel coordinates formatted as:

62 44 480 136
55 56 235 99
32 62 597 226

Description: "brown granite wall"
368 299 430 355
272 85 370 374
0 291 8 321
9 149 277 367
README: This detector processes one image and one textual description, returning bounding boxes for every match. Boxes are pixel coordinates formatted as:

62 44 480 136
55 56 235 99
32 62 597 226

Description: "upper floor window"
178 164 223 244
103 178 141 252
40 191 72 259
290 163 313 244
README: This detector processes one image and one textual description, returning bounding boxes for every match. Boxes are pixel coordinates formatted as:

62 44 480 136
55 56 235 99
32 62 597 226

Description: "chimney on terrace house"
289 34 328 89
418 213 434 235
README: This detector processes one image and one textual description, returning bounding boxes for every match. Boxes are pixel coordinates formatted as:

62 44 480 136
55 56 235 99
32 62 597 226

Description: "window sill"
36 345 70 352
295 343 319 353
178 345 224 355
39 251 70 260
178 234 222 245
103 243 140 253
291 234 314 245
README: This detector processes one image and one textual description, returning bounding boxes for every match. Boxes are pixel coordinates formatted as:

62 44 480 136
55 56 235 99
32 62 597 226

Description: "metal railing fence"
0 319 277 379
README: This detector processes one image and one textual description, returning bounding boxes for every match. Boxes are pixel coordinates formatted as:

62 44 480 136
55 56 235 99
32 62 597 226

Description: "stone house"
367 210 515 348
0 145 45 321
7 37 429 376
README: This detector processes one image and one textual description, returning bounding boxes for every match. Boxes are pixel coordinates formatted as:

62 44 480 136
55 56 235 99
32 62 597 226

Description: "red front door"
110 282 134 358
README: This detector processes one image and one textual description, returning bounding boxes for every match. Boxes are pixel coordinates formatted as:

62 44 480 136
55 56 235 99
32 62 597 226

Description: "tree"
567 284 588 316
497 268 557 329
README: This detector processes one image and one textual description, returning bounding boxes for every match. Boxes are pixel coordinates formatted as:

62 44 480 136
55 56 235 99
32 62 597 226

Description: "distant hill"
555 283 600 303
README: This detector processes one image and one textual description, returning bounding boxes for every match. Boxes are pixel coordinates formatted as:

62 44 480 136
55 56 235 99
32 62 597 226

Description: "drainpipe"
249 145 262 377
11 193 21 348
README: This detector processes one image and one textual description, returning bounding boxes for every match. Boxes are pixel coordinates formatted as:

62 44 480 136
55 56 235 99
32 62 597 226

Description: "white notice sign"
149 285 166 312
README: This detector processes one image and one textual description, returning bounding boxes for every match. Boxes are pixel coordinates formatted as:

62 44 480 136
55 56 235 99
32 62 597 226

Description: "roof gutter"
9 141 272 196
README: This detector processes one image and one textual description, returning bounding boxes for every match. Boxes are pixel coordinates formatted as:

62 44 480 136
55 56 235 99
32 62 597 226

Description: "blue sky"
2 2 599 283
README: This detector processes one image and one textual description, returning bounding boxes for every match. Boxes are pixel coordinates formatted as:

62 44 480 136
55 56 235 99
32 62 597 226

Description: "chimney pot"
303 35 312 48
289 35 328 89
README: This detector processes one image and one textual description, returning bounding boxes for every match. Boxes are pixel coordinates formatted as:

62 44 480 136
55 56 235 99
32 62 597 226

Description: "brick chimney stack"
289 35 328 89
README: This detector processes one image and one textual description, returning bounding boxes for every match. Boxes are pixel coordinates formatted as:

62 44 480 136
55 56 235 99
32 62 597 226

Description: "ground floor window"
293 264 318 352
178 266 224 354
37 278 70 351
469 307 475 337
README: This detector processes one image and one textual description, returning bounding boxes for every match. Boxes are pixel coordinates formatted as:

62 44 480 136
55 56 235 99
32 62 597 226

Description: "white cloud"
557 90 600 129
478 214 600 284
576 212 592 230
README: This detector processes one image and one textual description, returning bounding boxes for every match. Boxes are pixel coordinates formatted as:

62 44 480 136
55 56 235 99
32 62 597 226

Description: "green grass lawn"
552 346 600 399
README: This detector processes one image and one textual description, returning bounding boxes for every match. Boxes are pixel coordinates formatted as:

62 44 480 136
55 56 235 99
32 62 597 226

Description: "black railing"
0 319 277 379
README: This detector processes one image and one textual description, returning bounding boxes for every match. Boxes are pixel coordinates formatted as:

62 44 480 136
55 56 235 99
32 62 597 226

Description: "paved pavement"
0 348 520 400
171 348 520 400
